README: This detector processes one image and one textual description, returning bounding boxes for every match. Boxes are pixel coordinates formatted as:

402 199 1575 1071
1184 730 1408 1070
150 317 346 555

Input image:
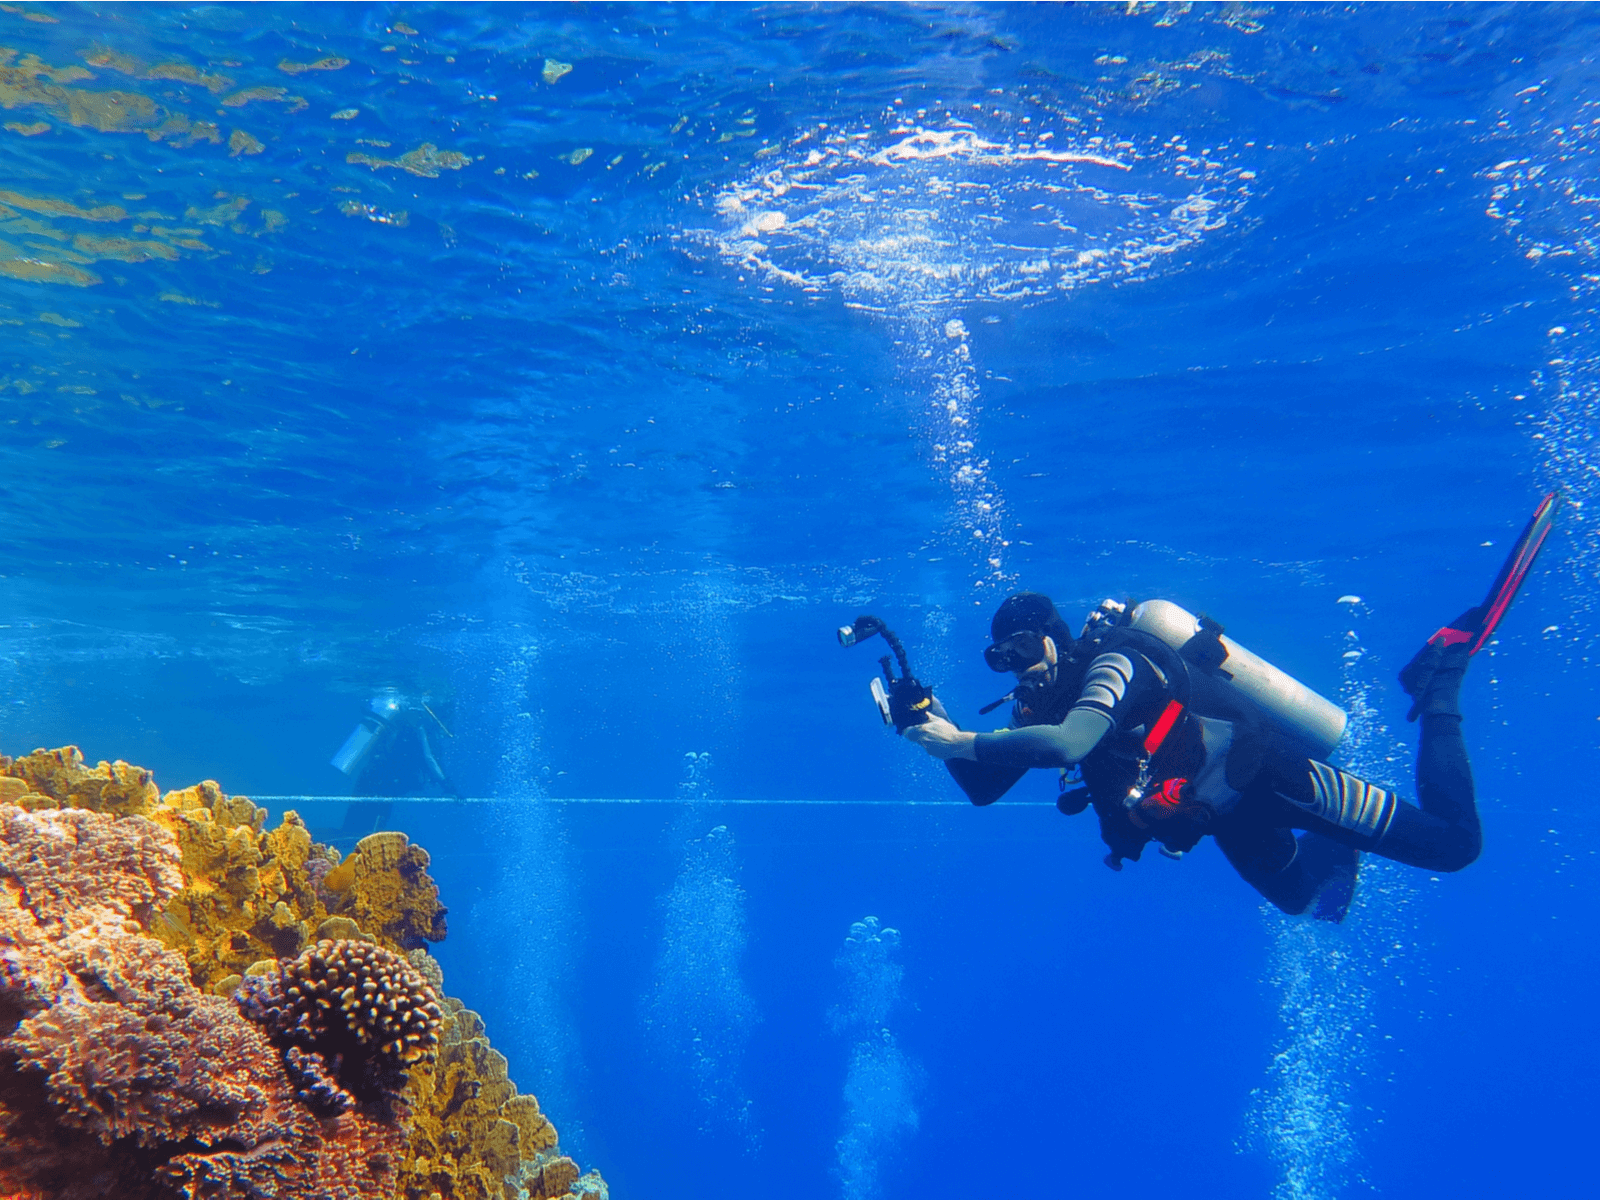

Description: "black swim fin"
1402 491 1559 721
1295 833 1360 924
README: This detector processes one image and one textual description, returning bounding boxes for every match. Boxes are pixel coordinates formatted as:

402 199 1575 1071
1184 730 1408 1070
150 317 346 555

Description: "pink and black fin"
1402 491 1560 721
1429 490 1560 656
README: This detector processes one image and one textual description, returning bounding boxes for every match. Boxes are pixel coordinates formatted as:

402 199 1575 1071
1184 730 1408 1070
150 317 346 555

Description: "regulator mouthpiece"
837 624 859 648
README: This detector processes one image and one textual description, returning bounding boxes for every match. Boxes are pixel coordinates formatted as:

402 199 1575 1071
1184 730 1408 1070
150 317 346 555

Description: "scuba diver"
330 689 460 802
844 494 1557 922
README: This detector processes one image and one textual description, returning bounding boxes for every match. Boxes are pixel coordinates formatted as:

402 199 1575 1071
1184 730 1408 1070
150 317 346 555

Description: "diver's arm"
967 649 1152 769
946 759 1028 806
972 708 1113 768
416 725 462 799
909 701 1027 804
906 698 1113 767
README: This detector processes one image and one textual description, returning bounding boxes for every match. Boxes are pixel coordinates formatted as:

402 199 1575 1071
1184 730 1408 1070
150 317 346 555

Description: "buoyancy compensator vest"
1042 598 1350 866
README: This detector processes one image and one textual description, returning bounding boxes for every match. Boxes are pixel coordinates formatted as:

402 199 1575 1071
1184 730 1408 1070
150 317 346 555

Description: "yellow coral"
397 980 591 1200
332 830 448 950
3 745 159 814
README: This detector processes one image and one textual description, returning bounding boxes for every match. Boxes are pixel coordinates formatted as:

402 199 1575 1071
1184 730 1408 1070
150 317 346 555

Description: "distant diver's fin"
1402 491 1559 722
1429 490 1560 656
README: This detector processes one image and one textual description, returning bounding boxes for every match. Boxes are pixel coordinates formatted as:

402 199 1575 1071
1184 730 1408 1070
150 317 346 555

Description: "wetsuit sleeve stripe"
1071 652 1135 718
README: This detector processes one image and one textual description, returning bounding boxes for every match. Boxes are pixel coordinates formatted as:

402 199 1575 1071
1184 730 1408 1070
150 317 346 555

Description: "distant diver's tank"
1128 598 1348 756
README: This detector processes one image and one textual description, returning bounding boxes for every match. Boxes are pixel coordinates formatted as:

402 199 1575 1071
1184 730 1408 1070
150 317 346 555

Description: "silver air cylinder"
1128 599 1348 756
331 718 383 776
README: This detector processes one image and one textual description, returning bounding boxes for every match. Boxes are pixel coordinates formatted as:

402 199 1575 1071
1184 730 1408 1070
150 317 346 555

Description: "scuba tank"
1127 599 1347 757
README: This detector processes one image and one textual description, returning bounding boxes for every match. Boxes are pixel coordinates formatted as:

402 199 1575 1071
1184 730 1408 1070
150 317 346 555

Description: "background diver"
846 494 1557 923
328 689 460 839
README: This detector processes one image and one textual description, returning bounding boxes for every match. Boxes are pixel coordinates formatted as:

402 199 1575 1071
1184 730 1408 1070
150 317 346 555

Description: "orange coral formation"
0 748 605 1200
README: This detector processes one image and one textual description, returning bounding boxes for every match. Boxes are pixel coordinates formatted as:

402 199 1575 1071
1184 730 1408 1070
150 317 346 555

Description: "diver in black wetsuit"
330 690 460 817
902 592 1481 922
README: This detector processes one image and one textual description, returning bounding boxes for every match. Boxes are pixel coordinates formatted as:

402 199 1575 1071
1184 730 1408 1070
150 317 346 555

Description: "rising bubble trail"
644 752 760 1144
1247 604 1419 1200
830 916 919 1200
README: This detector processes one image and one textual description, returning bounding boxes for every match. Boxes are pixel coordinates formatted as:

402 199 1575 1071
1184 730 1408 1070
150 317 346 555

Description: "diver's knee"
1443 834 1481 872
1237 855 1313 915
1373 824 1481 872
1430 829 1482 873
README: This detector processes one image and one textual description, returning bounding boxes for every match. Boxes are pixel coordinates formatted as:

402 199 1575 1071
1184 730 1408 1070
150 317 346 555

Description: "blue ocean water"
2 3 1598 1197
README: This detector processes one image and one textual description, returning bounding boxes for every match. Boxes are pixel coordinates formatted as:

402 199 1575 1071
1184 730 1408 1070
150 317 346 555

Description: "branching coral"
241 938 443 1111
0 806 287 1197
0 749 602 1200
0 805 415 1200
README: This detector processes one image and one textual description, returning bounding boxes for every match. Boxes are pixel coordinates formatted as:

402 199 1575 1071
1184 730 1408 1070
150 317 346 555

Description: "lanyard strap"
1143 699 1185 756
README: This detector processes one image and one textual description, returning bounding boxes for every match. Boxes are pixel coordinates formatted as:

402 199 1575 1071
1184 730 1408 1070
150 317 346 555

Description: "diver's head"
984 591 1073 679
368 689 407 722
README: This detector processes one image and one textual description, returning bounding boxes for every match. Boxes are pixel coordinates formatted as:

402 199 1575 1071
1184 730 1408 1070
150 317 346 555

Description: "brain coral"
0 749 606 1200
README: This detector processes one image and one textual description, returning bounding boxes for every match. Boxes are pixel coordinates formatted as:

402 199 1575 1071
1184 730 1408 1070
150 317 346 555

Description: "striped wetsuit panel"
1071 652 1135 720
1295 761 1398 841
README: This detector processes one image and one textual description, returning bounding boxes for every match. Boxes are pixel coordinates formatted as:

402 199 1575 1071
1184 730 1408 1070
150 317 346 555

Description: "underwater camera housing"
836 615 933 733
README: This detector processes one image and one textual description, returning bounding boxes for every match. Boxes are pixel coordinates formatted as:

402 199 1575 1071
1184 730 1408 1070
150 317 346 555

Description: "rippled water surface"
3 4 1598 1199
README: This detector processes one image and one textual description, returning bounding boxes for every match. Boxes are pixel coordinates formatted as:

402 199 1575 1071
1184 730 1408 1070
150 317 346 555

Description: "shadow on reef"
0 746 604 1200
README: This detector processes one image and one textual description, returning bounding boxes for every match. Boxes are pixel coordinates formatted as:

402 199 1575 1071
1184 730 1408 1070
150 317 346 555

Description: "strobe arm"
837 614 913 684
837 614 932 731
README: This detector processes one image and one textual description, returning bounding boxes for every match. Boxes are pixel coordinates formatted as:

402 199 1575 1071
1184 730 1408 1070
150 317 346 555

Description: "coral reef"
0 746 159 816
399 971 588 1200
0 748 445 991
320 829 449 951
0 804 402 1200
0 747 605 1200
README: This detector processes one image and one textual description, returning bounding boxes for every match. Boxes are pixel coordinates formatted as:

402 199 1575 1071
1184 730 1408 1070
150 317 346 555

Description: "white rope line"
248 795 972 807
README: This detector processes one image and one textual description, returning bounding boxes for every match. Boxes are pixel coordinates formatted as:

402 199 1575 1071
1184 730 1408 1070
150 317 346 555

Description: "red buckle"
1148 777 1188 810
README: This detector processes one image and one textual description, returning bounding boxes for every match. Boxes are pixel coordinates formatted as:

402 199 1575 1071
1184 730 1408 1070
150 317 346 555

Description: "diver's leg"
1261 642 1480 872
1214 797 1362 922
1290 832 1361 923
1213 819 1316 916
1379 641 1480 870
